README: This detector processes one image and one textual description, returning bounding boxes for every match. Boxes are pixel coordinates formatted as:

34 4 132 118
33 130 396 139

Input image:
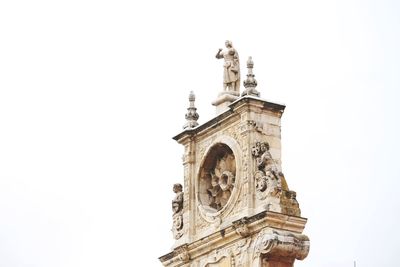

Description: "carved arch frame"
196 135 243 224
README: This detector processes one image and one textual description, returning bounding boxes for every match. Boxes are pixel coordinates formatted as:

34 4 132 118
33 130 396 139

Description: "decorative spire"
183 91 199 129
242 56 260 97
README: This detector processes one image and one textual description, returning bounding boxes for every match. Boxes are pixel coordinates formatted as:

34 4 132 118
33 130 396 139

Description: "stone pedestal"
211 91 240 114
160 96 309 267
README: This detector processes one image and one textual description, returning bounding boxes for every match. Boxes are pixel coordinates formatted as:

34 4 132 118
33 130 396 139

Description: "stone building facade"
159 44 309 267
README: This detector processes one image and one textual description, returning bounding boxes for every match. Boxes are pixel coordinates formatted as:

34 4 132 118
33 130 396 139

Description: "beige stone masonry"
161 96 309 267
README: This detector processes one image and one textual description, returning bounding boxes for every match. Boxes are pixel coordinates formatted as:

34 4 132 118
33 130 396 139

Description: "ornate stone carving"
224 124 250 218
200 237 253 267
215 40 241 93
176 245 190 263
232 238 251 267
198 135 218 163
223 122 248 179
198 143 236 212
238 120 257 134
172 183 184 239
202 245 236 267
232 218 250 237
183 91 199 129
195 212 210 231
242 56 260 97
254 170 281 200
172 183 184 214
251 141 301 216
252 229 310 262
160 49 310 267
223 123 240 141
252 142 283 199
204 256 232 267
252 142 276 173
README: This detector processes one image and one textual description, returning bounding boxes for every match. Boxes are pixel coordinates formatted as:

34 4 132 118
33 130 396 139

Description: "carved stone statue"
172 183 184 214
251 141 300 215
257 142 278 174
252 142 282 199
172 183 184 239
215 40 240 93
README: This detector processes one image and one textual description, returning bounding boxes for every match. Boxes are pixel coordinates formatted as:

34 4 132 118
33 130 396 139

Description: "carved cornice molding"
173 97 285 143
160 211 308 266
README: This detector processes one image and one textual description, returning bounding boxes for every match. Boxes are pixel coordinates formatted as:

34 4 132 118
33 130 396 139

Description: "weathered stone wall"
161 97 308 267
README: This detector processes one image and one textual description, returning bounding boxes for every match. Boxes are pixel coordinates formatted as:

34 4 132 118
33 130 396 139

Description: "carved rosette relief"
198 143 236 213
196 137 244 227
172 183 184 240
223 122 250 216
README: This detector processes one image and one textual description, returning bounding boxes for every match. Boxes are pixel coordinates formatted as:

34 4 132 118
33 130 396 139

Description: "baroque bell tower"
159 41 310 267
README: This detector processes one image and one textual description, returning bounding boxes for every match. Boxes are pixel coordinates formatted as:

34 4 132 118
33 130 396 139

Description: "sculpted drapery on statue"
216 40 241 93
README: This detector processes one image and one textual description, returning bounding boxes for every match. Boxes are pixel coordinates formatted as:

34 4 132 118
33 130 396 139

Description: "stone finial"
242 56 260 97
183 91 199 129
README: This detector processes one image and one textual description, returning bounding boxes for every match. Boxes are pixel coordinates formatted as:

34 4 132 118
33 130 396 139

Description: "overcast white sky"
1 0 399 266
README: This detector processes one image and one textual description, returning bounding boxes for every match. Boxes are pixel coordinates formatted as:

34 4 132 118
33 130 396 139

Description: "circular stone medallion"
198 143 236 214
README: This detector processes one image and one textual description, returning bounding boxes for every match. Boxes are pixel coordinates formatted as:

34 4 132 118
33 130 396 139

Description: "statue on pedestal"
215 40 241 93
